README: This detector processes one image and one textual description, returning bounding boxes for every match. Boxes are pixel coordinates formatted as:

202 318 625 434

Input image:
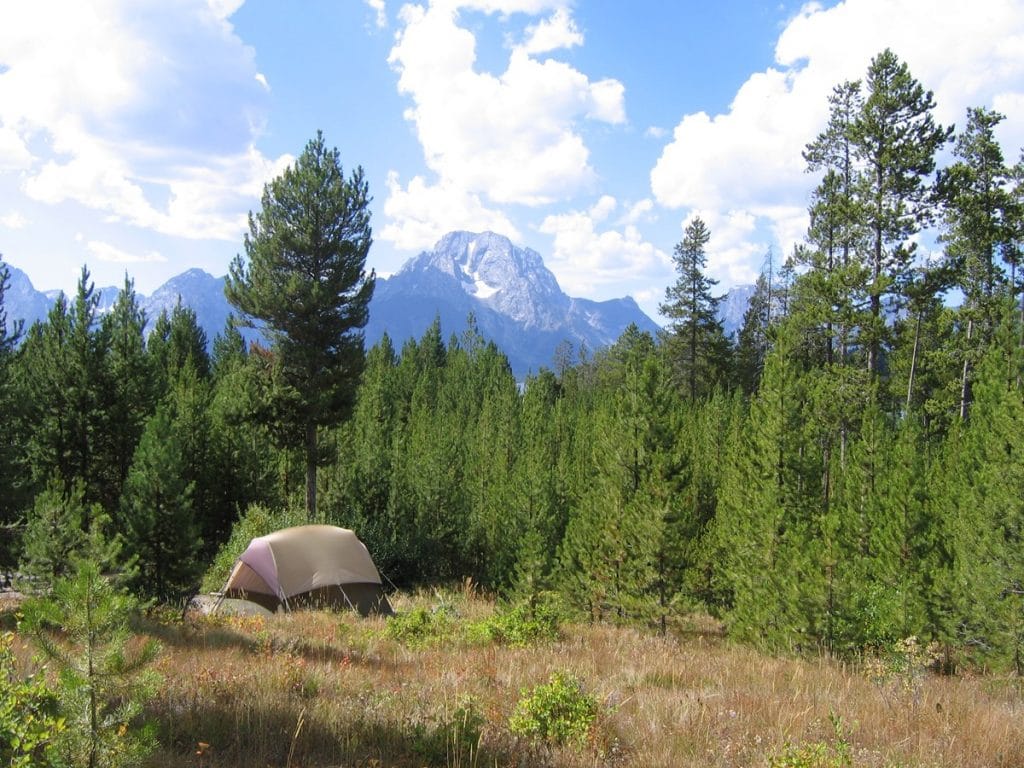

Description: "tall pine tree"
226 132 375 519
660 217 730 401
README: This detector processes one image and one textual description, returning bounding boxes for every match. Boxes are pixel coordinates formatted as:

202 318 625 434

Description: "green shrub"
768 713 853 768
468 594 562 647
384 606 455 648
201 503 308 593
863 635 941 697
411 696 484 763
0 632 64 768
508 672 598 747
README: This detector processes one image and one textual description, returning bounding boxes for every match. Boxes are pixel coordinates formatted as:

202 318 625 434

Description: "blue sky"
1 0 1022 322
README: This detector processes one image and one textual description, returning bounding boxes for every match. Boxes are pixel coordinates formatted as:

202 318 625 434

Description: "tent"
218 525 393 616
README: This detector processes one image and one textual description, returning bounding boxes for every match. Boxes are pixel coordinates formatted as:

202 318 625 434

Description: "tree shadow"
147 697 518 768
133 612 402 673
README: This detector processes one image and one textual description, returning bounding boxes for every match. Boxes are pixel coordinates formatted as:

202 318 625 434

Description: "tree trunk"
906 309 922 412
959 318 974 422
305 421 317 520
869 218 882 375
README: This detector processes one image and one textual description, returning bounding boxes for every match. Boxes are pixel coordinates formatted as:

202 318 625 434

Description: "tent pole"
338 587 357 613
212 558 242 614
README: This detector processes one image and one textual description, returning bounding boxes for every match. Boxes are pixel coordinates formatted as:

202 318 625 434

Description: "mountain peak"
366 230 661 377
402 230 566 329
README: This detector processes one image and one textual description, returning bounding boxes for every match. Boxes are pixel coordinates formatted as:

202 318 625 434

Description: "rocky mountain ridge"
3 234 754 378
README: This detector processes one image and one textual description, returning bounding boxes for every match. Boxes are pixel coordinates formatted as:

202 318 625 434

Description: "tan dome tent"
218 525 392 616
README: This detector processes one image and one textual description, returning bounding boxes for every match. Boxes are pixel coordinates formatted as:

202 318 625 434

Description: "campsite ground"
6 588 1024 767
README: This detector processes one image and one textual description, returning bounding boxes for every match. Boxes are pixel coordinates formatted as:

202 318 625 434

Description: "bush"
411 696 484 764
384 605 456 648
0 632 64 768
768 713 853 768
467 594 562 647
508 672 598 747
201 503 308 593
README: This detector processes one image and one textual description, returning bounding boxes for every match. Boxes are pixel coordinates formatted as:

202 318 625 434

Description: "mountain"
4 265 52 331
141 268 235 343
364 231 661 377
718 283 755 339
4 240 756 379
2 264 234 345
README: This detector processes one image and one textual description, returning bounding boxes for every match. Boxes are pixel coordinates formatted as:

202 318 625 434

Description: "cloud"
381 171 520 250
0 0 289 241
624 198 655 225
539 197 672 297
382 1 625 250
86 240 166 264
650 0 1024 283
520 7 582 55
364 0 387 28
0 211 26 229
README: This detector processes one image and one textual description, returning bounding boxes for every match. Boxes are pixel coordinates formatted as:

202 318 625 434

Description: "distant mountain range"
3 264 237 348
3 231 753 378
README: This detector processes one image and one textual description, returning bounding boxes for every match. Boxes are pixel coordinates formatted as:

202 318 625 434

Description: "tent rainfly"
219 525 393 616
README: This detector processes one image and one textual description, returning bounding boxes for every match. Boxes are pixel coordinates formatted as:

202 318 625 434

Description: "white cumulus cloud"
365 0 387 28
520 7 582 55
0 0 289 242
540 197 671 298
382 1 626 251
86 240 166 264
381 172 520 250
650 0 1024 281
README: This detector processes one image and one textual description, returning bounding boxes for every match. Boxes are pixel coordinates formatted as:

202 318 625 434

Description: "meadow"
8 587 1019 768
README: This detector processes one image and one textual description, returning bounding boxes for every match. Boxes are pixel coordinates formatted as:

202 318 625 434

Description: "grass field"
7 588 1024 767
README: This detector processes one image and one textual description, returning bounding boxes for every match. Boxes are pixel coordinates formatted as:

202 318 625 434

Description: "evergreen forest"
2 49 1024 673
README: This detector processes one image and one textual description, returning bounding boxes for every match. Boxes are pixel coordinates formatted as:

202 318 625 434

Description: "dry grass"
12 588 1024 767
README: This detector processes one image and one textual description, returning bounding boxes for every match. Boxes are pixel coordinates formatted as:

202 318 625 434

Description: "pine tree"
226 131 375 519
734 270 772 394
165 363 217 553
20 561 161 768
710 323 820 648
508 370 565 599
943 319 1024 670
462 337 520 588
801 80 869 368
146 303 210 403
557 328 682 626
659 217 731 401
205 325 280 547
96 276 152 511
19 480 92 590
0 259 24 563
119 405 201 603
941 108 1018 327
323 335 398 568
939 107 1018 420
849 49 952 374
16 268 110 508
211 319 247 382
